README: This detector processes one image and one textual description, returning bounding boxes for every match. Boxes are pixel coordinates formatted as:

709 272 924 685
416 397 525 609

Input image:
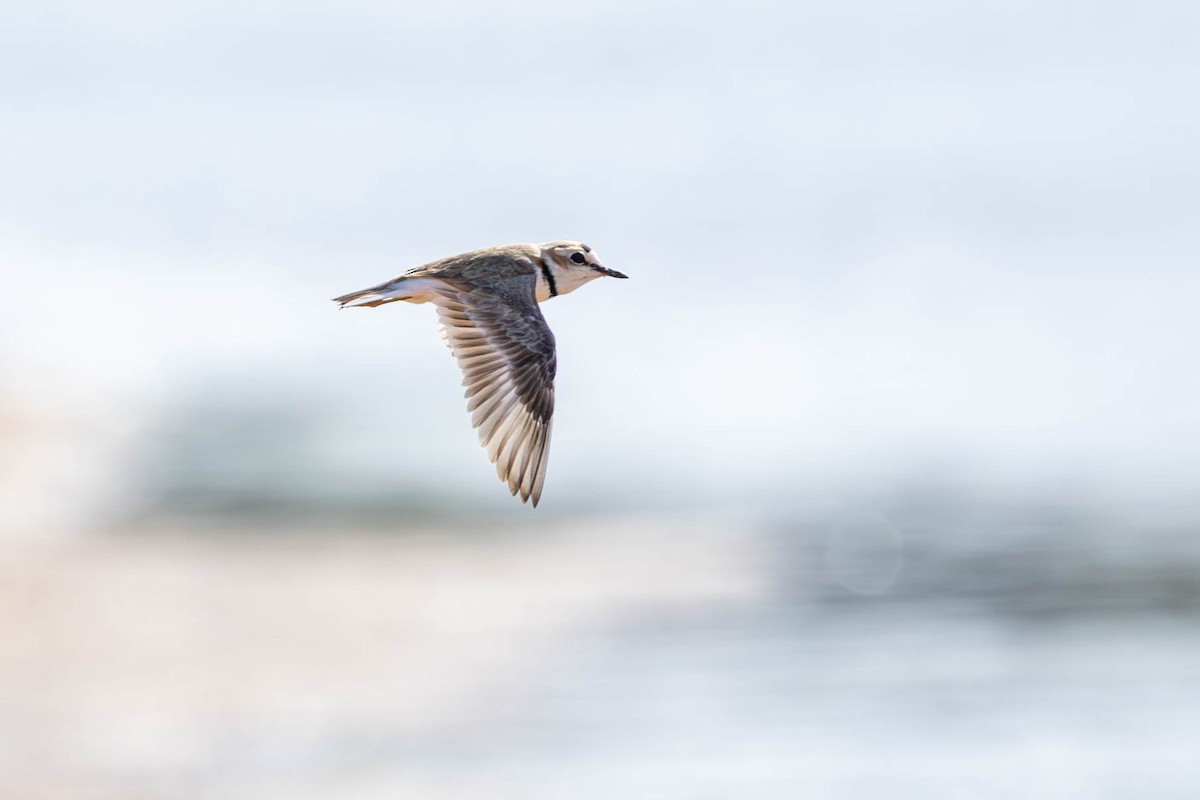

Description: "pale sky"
3 0 1199 524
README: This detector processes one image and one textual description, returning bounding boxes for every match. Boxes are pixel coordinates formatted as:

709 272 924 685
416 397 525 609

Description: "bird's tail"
333 278 441 309
332 286 395 308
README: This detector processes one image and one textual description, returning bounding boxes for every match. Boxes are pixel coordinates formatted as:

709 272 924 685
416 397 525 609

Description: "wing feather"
432 274 556 506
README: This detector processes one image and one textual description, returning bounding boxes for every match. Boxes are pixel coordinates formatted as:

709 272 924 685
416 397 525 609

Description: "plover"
333 241 627 506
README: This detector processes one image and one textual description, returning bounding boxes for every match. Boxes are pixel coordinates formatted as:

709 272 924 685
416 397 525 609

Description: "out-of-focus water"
2 499 1199 799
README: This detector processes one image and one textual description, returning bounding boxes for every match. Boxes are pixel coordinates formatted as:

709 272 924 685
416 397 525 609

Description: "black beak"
597 266 628 279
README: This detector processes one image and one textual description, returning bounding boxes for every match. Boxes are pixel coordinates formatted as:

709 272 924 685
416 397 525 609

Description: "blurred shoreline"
3 501 1200 798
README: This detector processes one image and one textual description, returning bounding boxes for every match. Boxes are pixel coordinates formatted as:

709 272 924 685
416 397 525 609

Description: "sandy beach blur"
0 516 764 798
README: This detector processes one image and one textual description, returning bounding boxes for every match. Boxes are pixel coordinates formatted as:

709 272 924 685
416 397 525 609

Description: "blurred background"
3 1 1200 797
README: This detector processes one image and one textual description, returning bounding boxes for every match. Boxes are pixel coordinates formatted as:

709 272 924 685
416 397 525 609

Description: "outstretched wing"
432 274 556 506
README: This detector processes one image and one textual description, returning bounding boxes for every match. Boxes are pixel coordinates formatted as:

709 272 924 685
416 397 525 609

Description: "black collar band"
538 258 558 298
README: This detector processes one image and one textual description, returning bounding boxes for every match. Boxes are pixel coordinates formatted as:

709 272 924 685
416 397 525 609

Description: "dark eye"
570 252 586 264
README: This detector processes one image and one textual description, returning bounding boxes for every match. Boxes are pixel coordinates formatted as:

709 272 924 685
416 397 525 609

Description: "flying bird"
333 241 628 507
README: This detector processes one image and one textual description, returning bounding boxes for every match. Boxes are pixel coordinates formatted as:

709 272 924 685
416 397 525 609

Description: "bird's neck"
535 256 559 302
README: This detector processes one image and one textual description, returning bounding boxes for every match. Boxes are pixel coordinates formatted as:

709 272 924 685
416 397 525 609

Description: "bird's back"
404 244 540 285
334 244 539 307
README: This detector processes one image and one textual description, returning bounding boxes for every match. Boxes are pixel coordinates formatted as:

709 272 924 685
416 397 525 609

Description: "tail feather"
332 277 440 308
332 287 396 308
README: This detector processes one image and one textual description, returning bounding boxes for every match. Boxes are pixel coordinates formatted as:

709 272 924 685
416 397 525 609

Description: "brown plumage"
333 241 627 506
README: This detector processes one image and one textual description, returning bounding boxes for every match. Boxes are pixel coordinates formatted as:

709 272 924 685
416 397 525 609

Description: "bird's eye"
570 252 586 264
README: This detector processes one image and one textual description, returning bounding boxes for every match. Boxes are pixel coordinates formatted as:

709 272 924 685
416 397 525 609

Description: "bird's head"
536 241 627 299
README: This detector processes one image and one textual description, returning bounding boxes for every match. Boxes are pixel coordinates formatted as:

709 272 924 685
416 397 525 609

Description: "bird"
333 241 628 507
